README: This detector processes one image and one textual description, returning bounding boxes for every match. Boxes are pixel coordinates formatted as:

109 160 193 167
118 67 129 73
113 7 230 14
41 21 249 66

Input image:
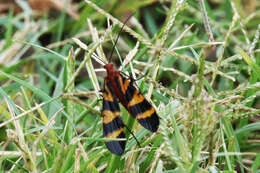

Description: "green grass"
0 0 260 172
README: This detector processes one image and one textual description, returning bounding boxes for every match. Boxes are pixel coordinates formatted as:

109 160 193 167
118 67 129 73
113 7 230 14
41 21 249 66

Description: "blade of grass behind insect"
189 161 200 173
17 40 66 61
1 82 21 96
220 120 232 171
126 129 149 150
82 149 102 172
193 50 205 98
0 55 62 81
63 48 76 144
51 144 75 173
40 66 58 81
143 8 158 36
237 47 260 80
75 98 99 123
169 24 194 50
5 95 37 172
59 144 77 173
191 101 202 165
55 1 67 46
71 5 90 35
221 118 244 173
236 47 259 149
155 160 163 173
170 101 189 164
88 18 106 65
141 82 169 104
80 160 99 173
0 70 74 127
20 86 40 141
0 102 10 123
226 136 235 170
203 77 217 98
65 41 102 91
235 122 260 135
50 67 64 112
140 134 162 172
124 106 135 139
3 8 14 50
191 50 205 165
6 159 29 172
105 154 123 173
85 51 100 97
25 125 62 135
251 152 260 172
37 59 55 99
0 87 20 115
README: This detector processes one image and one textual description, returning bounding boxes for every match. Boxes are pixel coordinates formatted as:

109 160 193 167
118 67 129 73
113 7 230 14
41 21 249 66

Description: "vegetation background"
0 0 259 172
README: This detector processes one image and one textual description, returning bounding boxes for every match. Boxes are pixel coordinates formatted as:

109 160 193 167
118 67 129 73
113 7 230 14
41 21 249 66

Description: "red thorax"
104 63 128 107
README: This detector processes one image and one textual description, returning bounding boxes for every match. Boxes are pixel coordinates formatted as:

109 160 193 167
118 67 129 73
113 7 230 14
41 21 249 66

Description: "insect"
102 64 160 155
101 15 159 155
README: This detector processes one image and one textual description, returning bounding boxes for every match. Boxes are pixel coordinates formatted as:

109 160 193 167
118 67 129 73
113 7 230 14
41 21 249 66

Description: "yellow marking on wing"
103 85 114 102
127 90 144 107
117 75 127 94
106 128 124 138
122 79 130 94
136 107 155 119
102 110 120 124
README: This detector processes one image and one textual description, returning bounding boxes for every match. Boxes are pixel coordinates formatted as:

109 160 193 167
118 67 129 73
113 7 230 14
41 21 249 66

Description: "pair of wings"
102 74 159 155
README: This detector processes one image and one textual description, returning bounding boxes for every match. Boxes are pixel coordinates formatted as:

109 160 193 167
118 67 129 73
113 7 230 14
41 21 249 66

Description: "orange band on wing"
136 107 155 119
102 110 120 124
103 85 114 102
122 79 130 94
127 90 144 107
106 128 124 138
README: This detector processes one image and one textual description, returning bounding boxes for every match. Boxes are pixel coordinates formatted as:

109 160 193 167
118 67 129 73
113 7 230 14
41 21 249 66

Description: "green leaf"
237 47 260 80
235 122 260 135
251 152 260 172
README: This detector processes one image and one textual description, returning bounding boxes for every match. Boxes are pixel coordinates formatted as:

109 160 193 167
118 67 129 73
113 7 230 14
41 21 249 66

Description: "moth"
102 63 159 155
99 14 159 155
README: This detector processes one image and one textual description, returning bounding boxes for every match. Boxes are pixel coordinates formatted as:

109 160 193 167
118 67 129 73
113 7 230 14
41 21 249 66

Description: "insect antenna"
124 124 141 147
108 14 134 63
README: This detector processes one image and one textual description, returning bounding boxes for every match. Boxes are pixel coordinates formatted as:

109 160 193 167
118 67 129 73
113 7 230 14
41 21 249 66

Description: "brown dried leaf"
0 0 79 19
29 0 79 19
